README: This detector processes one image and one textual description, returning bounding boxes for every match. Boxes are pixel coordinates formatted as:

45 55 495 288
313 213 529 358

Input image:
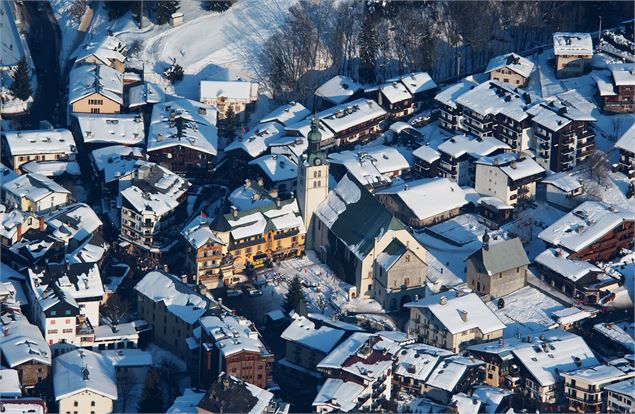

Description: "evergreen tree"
11 57 31 101
358 13 378 84
283 276 306 315
221 104 236 137
104 1 133 20
156 0 180 25
203 0 232 12
163 60 184 83
137 369 164 413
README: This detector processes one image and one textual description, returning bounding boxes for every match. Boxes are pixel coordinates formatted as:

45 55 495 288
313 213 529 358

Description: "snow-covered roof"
77 113 144 146
72 35 126 67
134 271 210 324
2 128 76 156
450 393 481 414
485 53 535 78
426 355 484 392
3 173 71 202
46 203 102 245
129 82 164 108
475 153 544 182
405 291 506 335
413 144 440 163
434 79 479 109
328 145 409 188
552 307 593 326
538 201 635 253
438 135 510 159
284 118 335 143
198 314 270 358
593 322 635 351
616 122 635 154
29 263 105 311
553 32 593 56
225 122 285 158
535 248 601 282
90 145 145 184
228 183 274 211
527 104 571 131
393 72 437 95
377 178 469 221
0 368 21 397
0 208 28 241
595 71 617 96
467 237 529 276
315 75 362 106
512 333 598 386
542 172 583 193
562 363 634 384
259 102 310 126
121 162 190 216
69 64 123 105
0 312 51 367
610 64 635 86
167 389 205 414
0 1 25 68
101 349 153 367
281 315 345 354
181 215 223 249
221 199 305 240
456 81 536 122
379 81 412 104
248 154 297 183
20 160 80 177
148 99 218 156
606 379 635 399
471 386 512 414
312 378 365 412
393 343 452 382
318 98 386 134
199 80 258 102
53 349 117 401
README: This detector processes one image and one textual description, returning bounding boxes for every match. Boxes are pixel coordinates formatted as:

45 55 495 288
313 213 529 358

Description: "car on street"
248 288 263 296
226 289 243 297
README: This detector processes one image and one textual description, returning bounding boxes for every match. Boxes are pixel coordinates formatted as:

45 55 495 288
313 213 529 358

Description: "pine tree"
283 276 306 315
163 60 184 84
358 13 378 84
221 104 236 137
156 0 179 25
203 0 232 12
137 369 164 413
11 57 31 101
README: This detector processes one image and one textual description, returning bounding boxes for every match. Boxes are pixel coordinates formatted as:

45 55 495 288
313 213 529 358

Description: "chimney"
459 310 468 322
231 207 238 219
244 179 251 189
439 296 448 305
275 198 281 208
482 230 490 251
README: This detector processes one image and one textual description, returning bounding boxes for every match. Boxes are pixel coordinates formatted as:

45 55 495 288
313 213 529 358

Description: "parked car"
302 280 318 289
248 288 263 296
226 289 242 297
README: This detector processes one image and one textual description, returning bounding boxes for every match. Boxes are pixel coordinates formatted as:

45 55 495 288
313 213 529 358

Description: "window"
65 310 72 316
405 254 410 263
90 108 100 114
91 402 95 407
74 402 78 407
50 311 57 316
51 320 56 325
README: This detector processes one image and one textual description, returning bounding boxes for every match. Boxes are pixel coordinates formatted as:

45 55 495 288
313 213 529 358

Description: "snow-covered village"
0 0 634 413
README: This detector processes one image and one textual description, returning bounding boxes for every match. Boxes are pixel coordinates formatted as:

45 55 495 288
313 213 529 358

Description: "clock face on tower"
314 158 322 166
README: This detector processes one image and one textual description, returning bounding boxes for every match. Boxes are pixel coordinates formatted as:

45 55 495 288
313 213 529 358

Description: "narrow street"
21 1 65 127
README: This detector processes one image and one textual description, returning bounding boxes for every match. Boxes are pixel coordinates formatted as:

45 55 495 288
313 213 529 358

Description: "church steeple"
305 114 328 167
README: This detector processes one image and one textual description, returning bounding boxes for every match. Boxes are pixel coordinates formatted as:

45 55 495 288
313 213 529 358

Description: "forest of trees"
255 0 632 103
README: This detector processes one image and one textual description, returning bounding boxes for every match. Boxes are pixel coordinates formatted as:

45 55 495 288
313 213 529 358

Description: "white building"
199 79 258 120
53 349 117 414
76 114 144 147
1 129 77 173
328 145 410 190
553 32 593 78
2 173 72 214
606 378 635 413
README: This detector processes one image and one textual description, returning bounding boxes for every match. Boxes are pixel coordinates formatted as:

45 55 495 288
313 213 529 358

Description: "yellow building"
210 199 305 272
485 53 534 87
406 291 505 353
69 64 123 115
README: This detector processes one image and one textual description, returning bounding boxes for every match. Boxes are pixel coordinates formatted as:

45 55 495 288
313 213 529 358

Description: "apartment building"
406 291 505 353
181 215 231 289
596 64 635 114
615 123 635 178
606 379 635 413
317 98 387 148
328 145 410 190
1 129 77 173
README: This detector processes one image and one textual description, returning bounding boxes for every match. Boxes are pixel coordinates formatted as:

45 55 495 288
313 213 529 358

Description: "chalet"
526 93 596 172
180 215 230 289
538 201 635 261
314 75 363 108
120 162 191 256
224 121 285 160
1 129 77 173
376 178 469 228
474 152 545 207
76 113 144 148
406 291 505 353
328 145 410 190
374 81 414 119
259 101 310 126
284 116 336 152
71 35 127 72
485 53 535 87
392 343 453 397
69 64 123 115
436 134 510 186
89 145 146 209
477 196 515 228
0 208 40 248
313 175 428 302
466 234 529 300
199 79 258 121
146 99 218 175
412 145 441 178
553 32 593 78
540 172 585 210
0 311 51 393
394 72 438 111
248 154 298 197
134 270 213 358
196 314 273 389
423 356 485 405
562 361 635 413
317 98 387 148
128 82 164 111
434 79 478 132
209 198 305 272
596 64 635 114
196 373 286 414
2 173 72 214
227 179 275 212
615 122 635 177
535 248 620 305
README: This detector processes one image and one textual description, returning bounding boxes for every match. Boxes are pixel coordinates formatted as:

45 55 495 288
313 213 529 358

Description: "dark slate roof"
466 237 529 275
317 174 404 259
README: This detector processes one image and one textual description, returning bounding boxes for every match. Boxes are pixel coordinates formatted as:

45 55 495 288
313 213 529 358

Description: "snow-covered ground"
49 0 86 67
